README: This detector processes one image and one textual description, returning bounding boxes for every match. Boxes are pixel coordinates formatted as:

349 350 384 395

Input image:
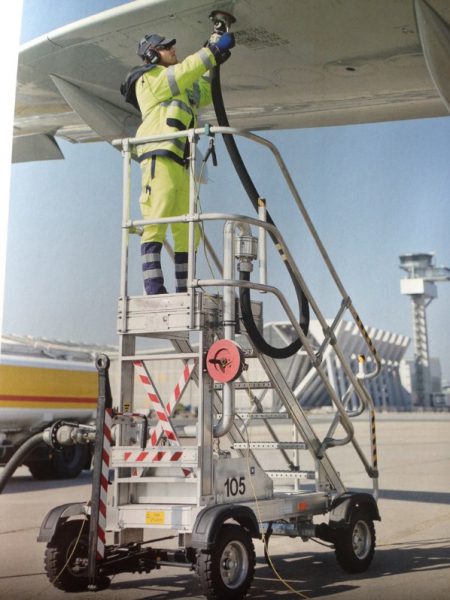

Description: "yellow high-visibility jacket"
135 47 216 165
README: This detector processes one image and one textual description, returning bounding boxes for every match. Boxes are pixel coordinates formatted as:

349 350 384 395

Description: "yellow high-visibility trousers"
139 155 201 252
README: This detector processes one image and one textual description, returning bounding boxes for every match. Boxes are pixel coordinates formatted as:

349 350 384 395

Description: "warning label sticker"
145 511 165 525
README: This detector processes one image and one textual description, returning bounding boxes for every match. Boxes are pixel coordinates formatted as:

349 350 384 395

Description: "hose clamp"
47 420 66 450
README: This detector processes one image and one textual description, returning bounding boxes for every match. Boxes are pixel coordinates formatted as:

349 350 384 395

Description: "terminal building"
235 321 412 412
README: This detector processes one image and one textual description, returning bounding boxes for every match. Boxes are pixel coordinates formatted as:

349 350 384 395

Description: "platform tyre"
44 520 110 592
334 510 376 573
196 524 255 600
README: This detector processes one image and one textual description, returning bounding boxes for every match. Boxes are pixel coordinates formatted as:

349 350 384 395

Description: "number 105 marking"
224 476 246 497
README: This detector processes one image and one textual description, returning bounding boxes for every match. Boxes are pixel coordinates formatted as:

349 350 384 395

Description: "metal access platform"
38 125 381 599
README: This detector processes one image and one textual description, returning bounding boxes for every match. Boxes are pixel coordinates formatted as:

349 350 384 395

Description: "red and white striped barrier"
166 360 196 416
148 360 195 445
97 407 113 560
111 446 198 468
133 360 196 476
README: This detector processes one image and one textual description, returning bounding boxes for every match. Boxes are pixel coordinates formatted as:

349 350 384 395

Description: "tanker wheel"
44 520 110 592
28 444 89 480
196 523 255 600
334 509 376 573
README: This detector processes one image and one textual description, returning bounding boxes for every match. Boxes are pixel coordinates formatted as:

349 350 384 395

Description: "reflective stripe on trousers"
174 252 188 293
141 241 167 295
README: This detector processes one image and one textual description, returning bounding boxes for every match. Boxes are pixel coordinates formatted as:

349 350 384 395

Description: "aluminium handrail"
116 127 380 480
115 125 381 379
127 208 379 377
197 275 376 479
121 207 377 477
201 211 376 477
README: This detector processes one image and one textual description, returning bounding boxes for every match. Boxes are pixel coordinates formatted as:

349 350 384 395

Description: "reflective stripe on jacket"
135 47 216 165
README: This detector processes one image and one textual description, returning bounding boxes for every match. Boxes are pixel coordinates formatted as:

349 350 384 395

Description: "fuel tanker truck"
0 335 112 480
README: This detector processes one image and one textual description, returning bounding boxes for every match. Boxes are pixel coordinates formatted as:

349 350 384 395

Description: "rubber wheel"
196 523 255 600
28 444 89 480
334 510 376 573
44 520 110 592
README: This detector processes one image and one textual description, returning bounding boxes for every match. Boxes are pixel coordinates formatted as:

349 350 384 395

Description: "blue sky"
2 1 450 380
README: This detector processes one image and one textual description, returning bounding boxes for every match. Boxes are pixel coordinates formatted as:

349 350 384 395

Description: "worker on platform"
121 32 235 294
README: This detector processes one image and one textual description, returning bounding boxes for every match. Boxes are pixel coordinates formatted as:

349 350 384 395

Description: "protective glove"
207 32 235 65
210 32 235 51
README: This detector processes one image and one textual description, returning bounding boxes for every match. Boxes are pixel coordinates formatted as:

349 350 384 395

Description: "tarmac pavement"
0 413 449 600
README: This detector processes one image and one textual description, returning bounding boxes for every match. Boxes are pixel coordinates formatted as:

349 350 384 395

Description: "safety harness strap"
137 149 187 167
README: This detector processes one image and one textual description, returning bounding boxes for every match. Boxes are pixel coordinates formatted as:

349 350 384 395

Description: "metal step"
232 441 307 450
117 293 217 336
214 381 273 390
267 469 316 480
236 412 290 420
256 351 346 494
116 476 197 484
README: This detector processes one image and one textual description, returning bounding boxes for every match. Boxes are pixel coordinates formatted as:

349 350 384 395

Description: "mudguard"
329 492 381 528
37 502 87 542
191 504 260 550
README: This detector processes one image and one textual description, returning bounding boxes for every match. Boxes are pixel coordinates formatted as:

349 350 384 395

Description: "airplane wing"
13 0 450 162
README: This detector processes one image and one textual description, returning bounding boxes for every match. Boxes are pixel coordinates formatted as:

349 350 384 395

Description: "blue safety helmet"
137 34 176 61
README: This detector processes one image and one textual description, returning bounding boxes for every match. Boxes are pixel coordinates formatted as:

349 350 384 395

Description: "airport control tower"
399 253 450 408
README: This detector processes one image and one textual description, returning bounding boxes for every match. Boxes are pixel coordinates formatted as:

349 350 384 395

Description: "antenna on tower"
399 252 450 408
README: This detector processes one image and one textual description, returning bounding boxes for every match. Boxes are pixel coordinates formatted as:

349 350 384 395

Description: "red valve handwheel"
206 339 245 383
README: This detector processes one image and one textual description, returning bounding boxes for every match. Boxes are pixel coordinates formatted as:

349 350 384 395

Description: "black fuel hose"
0 432 45 493
210 64 309 358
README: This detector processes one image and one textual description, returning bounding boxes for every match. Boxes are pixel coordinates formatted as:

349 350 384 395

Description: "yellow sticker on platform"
145 511 165 525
